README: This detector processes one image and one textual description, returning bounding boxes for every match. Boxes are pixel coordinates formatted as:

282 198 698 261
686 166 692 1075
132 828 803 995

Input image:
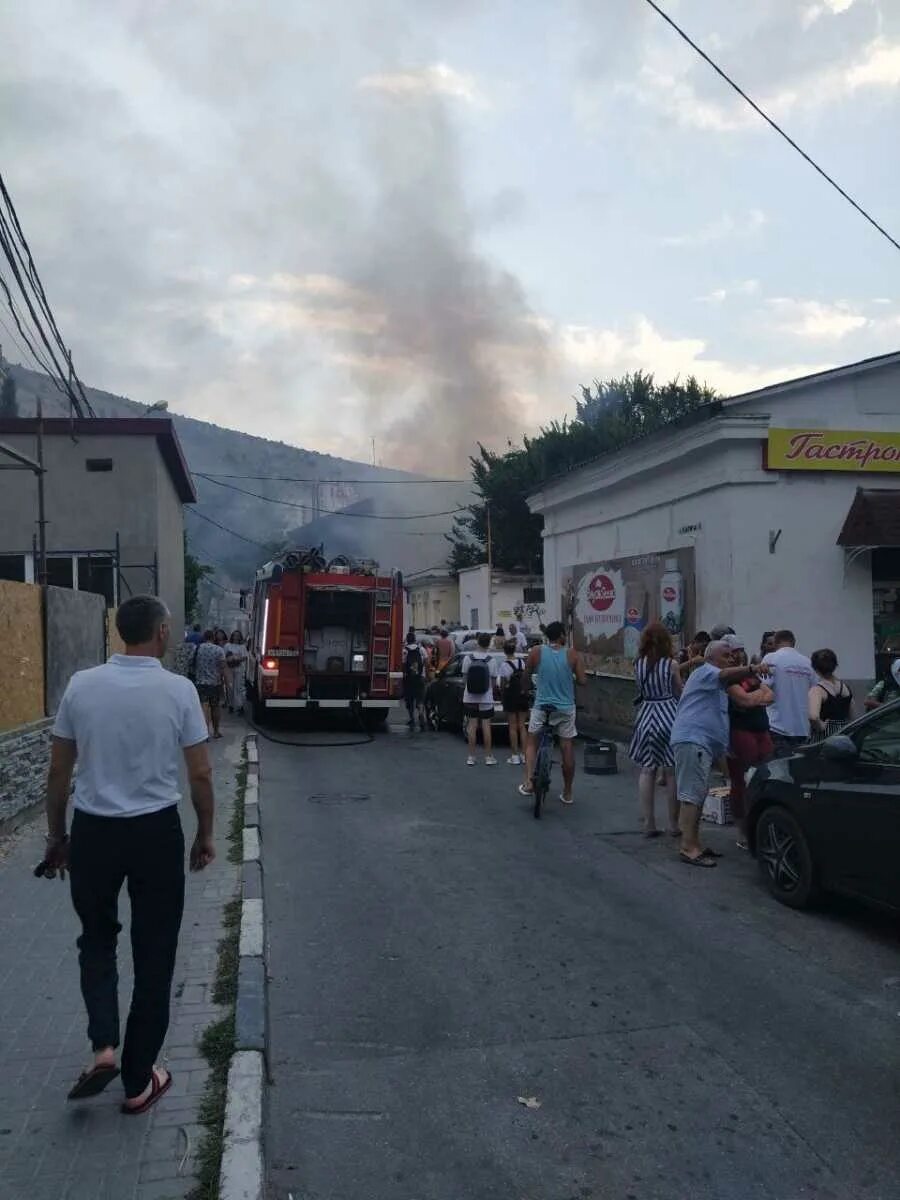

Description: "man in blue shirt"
670 640 767 866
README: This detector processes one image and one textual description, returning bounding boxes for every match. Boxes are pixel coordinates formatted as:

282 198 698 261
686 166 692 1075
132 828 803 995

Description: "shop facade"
528 351 900 718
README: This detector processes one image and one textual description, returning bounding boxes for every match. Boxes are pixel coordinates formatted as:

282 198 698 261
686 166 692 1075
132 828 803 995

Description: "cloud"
767 298 869 339
358 63 483 105
846 37 900 90
697 279 761 304
661 210 767 248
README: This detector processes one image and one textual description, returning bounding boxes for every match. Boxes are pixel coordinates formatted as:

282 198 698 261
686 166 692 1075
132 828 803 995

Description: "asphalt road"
261 719 900 1200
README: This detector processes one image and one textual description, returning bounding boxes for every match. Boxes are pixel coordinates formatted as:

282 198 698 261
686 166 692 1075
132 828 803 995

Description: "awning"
837 487 900 548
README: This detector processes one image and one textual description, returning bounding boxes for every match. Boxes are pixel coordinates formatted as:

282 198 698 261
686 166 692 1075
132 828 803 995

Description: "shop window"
77 555 116 606
0 554 26 582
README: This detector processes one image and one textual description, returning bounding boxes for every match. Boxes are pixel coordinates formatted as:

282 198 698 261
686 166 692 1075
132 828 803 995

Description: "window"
77 555 116 606
46 556 74 589
470 608 478 627
857 708 900 767
523 586 545 604
0 554 26 582
85 458 113 472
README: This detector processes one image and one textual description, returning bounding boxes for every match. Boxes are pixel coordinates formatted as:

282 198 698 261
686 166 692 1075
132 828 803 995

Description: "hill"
3 363 470 588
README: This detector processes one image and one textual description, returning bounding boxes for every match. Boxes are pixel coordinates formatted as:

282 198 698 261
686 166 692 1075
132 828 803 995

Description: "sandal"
121 1068 172 1116
518 784 533 796
680 851 717 868
559 794 574 806
68 1063 120 1101
700 847 723 859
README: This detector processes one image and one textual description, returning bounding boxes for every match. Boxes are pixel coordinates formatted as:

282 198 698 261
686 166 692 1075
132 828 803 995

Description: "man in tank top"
521 621 586 806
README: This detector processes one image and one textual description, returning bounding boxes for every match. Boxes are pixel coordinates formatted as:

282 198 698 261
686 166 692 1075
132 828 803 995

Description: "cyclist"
519 621 586 806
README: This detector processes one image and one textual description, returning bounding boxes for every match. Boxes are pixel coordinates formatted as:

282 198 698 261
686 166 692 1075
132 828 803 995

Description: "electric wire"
642 0 900 255
194 471 466 520
194 472 468 484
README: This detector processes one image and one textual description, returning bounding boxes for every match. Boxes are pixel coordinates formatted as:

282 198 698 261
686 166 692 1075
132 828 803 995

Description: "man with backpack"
499 638 530 784
402 632 428 731
462 632 498 766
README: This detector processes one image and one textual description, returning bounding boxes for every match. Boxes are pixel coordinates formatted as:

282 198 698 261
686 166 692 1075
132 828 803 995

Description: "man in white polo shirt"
41 595 215 1116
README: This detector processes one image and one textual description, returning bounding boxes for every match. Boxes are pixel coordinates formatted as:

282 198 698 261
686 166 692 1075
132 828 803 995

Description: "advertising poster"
567 548 696 675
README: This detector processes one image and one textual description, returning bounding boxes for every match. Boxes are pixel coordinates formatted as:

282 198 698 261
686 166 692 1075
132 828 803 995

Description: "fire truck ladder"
371 583 393 694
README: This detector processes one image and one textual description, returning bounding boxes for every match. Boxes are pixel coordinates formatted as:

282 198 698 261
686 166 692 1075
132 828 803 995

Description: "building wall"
0 718 54 827
457 565 545 631
156 454 187 637
408 577 460 628
535 360 900 682
458 564 490 628
0 580 44 731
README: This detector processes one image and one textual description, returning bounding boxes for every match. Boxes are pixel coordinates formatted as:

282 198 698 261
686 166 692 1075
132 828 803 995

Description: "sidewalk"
0 717 243 1200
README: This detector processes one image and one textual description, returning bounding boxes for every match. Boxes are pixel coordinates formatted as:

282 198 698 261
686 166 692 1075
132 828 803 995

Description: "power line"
193 472 468 484
193 471 467 520
186 507 272 549
642 0 900 255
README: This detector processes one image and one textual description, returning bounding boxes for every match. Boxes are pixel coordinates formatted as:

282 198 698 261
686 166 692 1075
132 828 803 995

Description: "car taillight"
263 658 278 670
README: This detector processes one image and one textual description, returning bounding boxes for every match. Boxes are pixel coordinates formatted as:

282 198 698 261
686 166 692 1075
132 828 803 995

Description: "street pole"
486 502 493 629
36 397 47 586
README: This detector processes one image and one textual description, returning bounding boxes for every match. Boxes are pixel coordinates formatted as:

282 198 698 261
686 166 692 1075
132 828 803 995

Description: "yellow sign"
768 428 900 473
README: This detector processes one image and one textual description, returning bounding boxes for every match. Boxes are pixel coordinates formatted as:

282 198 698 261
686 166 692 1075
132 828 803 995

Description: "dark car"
424 652 509 733
746 698 900 911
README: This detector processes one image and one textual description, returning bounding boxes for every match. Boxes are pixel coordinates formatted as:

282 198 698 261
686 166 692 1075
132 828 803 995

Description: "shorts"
673 742 713 807
503 701 530 716
196 683 221 706
403 677 426 703
464 702 494 719
528 707 577 740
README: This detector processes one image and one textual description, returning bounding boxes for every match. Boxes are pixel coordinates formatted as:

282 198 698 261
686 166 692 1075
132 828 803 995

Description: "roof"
837 487 900 547
529 348 900 499
0 417 197 503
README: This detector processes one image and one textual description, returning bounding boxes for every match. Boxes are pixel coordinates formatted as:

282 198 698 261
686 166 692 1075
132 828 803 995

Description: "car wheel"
756 805 818 909
425 697 443 731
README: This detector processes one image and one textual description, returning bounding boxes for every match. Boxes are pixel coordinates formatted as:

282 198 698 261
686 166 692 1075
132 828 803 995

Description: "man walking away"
434 626 455 673
509 622 528 653
761 630 817 758
402 632 428 731
463 632 498 765
194 629 227 738
520 622 586 806
41 595 215 1114
670 640 766 866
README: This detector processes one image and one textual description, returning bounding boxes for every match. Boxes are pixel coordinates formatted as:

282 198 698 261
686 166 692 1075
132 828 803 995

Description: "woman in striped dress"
629 622 683 837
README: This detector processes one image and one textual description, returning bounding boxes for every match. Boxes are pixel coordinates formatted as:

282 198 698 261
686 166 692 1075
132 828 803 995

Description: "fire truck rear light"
263 658 278 670
351 653 367 672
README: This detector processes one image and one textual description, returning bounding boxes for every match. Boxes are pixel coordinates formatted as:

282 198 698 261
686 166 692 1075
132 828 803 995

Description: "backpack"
404 646 424 679
503 658 526 706
466 654 492 694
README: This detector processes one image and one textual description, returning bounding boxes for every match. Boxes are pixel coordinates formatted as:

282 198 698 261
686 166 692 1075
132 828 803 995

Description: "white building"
528 352 900 693
406 570 460 630
457 563 546 633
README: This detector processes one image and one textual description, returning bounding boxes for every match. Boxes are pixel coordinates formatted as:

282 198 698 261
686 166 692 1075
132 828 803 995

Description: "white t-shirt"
513 631 528 652
761 646 817 737
462 652 498 708
53 654 209 818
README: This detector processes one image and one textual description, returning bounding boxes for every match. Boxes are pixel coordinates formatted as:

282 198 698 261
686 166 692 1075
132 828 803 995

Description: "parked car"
746 699 900 912
424 652 511 733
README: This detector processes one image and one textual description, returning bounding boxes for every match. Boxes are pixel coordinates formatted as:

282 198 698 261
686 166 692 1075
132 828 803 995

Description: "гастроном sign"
768 428 900 473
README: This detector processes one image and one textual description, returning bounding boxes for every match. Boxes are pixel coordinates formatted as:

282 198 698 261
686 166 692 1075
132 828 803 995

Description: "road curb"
220 733 267 1200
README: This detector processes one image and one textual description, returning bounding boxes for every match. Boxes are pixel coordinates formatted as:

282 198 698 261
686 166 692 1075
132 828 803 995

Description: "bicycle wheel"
533 740 551 820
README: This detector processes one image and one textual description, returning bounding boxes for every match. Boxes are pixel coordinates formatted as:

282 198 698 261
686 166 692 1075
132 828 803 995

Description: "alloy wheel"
759 818 802 893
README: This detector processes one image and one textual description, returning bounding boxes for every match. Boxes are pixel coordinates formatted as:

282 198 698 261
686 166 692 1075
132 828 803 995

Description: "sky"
1 0 898 471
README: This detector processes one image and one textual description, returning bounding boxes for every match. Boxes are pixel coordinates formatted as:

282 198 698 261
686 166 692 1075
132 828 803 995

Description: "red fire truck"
245 549 405 725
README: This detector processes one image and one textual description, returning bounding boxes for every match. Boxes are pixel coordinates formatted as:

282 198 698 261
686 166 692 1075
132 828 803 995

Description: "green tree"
0 373 18 417
184 535 214 622
447 373 717 573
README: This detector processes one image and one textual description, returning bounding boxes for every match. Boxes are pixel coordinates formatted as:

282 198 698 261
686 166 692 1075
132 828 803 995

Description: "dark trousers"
69 806 185 1098
771 732 806 760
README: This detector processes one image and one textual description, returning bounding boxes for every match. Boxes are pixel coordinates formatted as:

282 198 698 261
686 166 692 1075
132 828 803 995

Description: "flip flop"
700 847 723 859
68 1063 120 1101
518 784 534 796
680 851 717 868
121 1068 172 1116
559 794 574 806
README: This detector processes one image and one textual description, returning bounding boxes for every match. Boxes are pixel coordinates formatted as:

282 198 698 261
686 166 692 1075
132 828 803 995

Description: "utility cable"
186 507 273 549
194 472 468 484
642 0 900 255
194 471 467 520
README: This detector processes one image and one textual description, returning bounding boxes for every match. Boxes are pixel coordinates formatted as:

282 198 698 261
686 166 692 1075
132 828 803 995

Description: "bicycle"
530 704 557 820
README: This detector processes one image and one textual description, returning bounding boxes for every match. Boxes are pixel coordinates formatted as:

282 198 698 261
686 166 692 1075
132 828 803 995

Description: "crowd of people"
628 620 896 869
174 625 248 737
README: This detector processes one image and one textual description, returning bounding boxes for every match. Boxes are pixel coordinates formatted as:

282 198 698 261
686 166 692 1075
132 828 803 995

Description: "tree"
0 373 18 417
447 373 717 573
184 535 214 623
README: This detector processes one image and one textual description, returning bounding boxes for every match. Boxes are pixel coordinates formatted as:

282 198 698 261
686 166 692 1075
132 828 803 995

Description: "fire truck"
245 548 405 725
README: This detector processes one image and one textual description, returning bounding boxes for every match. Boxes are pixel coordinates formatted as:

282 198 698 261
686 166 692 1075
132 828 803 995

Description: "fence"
1 580 111 824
